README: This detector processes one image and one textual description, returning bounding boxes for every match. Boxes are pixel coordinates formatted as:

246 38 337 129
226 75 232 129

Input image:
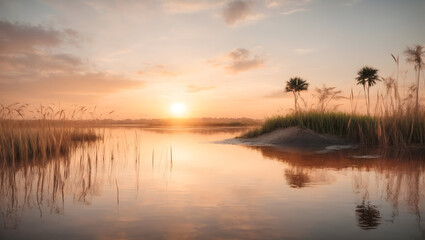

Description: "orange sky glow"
0 0 424 119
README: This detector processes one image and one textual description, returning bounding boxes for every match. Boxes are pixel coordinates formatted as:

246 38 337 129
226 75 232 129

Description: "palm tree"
285 77 309 112
356 66 380 115
404 45 424 111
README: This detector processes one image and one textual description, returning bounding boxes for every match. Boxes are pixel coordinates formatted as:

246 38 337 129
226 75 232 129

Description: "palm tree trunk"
416 67 420 111
367 85 370 115
363 85 368 115
293 91 297 112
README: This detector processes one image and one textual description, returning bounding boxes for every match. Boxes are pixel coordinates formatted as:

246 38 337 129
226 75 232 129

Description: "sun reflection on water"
1 128 424 239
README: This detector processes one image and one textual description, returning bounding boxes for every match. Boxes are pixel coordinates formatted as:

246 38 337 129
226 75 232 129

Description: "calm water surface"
1 127 425 239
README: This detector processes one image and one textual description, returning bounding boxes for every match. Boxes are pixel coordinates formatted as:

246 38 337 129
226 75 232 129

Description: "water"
1 127 424 239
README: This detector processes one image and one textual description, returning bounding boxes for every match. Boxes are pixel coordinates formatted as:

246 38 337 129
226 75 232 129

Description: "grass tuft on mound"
240 111 425 147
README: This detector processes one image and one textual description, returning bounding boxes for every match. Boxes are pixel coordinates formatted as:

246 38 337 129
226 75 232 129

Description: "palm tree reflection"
284 169 310 188
355 201 381 230
249 146 425 233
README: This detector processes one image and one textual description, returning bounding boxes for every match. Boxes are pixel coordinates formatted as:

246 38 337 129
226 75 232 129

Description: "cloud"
0 21 142 101
220 0 312 25
281 8 308 15
0 53 82 78
265 0 281 8
0 21 83 83
162 0 224 13
267 0 312 14
225 48 266 73
208 48 266 74
0 20 77 53
0 72 143 98
44 0 154 14
222 0 261 25
186 84 215 93
137 64 178 77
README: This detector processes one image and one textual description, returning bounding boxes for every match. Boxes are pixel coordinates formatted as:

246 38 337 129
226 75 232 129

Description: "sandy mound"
235 126 349 149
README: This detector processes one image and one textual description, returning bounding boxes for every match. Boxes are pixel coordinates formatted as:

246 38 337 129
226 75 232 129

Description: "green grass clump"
240 111 425 147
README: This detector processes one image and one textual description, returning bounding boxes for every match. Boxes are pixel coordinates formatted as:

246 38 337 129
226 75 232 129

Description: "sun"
170 102 187 117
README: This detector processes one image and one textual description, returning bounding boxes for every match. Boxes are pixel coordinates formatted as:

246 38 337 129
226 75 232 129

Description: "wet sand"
222 126 353 151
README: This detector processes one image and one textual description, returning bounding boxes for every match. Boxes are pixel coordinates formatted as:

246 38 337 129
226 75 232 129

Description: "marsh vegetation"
242 45 425 148
0 104 101 163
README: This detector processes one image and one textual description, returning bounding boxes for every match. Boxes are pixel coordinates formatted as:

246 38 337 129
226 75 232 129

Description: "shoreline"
221 126 355 152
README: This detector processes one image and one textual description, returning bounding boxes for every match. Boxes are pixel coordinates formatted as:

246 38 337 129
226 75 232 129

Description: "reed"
0 103 102 164
240 110 425 147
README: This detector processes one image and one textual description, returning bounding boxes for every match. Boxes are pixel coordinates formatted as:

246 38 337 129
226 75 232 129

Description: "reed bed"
0 120 100 164
0 104 102 164
242 60 425 148
240 110 425 147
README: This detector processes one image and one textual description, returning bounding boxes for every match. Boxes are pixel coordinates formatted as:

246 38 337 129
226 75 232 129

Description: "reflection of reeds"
0 117 103 229
0 142 106 229
253 146 425 233
0 155 71 229
1 128 175 229
115 178 119 205
284 169 310 188
351 158 425 223
0 117 101 228
151 145 174 177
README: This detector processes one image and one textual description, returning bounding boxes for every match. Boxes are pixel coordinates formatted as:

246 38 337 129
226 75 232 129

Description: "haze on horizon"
0 0 424 119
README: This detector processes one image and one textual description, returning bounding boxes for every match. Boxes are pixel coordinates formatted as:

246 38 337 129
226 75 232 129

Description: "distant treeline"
2 117 262 127
82 117 263 127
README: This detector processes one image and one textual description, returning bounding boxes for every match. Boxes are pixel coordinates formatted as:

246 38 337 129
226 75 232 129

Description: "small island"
238 46 425 149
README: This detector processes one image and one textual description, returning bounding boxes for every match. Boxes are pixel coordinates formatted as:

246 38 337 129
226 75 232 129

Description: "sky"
0 0 424 119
